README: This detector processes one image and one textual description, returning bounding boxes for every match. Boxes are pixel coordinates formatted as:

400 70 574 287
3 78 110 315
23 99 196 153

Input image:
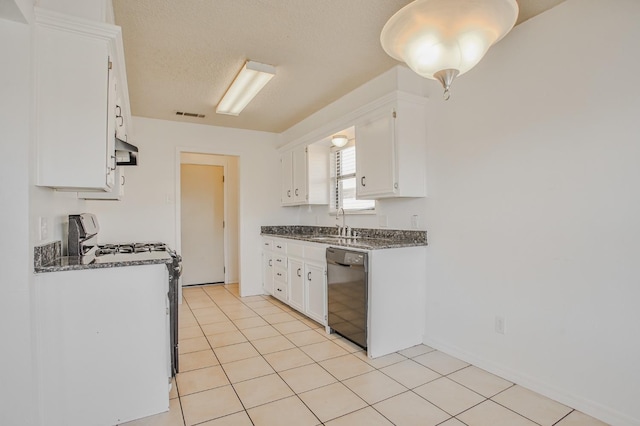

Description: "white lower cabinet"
262 251 274 295
34 264 170 425
262 237 328 326
273 266 288 302
288 258 305 312
305 262 326 324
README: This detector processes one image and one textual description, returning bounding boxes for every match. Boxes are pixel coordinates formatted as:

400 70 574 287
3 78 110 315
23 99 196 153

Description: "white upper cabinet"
114 87 129 141
280 150 294 204
34 8 129 191
354 93 427 199
281 144 329 206
292 147 308 203
78 167 125 200
356 108 396 198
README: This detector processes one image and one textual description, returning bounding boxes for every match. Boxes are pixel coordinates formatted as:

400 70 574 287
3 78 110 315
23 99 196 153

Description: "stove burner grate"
95 242 168 256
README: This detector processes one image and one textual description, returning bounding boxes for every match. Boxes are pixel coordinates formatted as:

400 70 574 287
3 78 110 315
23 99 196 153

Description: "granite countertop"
261 226 427 250
34 241 173 273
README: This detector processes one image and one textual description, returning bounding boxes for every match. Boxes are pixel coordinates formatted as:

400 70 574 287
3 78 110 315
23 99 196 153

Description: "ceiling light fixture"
331 135 349 147
216 60 276 115
380 0 518 100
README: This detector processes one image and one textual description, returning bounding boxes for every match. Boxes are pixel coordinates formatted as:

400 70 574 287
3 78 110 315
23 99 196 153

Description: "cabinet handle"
307 271 311 281
116 115 124 127
121 175 125 185
115 105 121 117
297 268 302 277
277 288 282 292
110 155 117 171
287 190 291 198
276 245 282 249
361 176 366 187
276 258 282 263
268 259 272 267
277 272 282 277
295 188 299 196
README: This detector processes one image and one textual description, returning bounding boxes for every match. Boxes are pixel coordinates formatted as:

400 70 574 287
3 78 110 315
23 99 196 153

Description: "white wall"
422 1 640 425
88 117 294 296
276 2 640 424
0 15 37 426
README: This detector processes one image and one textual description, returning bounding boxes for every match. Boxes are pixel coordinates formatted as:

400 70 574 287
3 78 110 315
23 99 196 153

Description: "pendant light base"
434 69 460 100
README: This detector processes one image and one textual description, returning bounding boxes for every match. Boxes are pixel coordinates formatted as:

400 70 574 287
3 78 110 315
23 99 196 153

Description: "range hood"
115 137 138 166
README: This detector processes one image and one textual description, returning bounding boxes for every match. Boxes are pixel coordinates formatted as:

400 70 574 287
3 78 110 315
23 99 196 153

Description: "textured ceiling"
113 0 565 134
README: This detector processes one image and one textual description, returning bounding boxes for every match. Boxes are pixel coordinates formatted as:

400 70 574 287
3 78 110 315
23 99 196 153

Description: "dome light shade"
380 0 518 99
331 135 349 147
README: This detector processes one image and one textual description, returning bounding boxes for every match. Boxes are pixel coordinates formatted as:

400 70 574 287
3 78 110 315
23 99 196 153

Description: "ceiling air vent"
175 111 206 118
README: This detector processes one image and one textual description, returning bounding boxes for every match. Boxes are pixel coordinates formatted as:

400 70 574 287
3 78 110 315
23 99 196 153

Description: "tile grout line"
183 285 500 426
181 285 255 425
202 284 323 425
187 285 379 424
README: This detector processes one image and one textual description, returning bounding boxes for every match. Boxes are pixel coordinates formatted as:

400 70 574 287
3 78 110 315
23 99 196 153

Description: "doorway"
180 164 225 285
177 152 240 292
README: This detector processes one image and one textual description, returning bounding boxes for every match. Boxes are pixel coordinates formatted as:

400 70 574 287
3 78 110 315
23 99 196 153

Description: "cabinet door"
35 13 118 191
292 147 308 203
114 90 128 141
262 252 274 295
305 263 326 325
355 108 396 198
105 60 117 188
288 259 305 312
280 151 294 205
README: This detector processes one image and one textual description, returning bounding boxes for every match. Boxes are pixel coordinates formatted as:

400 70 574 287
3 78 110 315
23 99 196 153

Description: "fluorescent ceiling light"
216 60 276 116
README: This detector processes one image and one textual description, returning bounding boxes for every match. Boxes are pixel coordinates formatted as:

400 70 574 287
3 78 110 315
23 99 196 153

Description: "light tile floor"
121 284 609 426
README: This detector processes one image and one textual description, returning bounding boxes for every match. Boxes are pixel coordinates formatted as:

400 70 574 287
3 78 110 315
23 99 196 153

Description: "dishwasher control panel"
344 252 365 265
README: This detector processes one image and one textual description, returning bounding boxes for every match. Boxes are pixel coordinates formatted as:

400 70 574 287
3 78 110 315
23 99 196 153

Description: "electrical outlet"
39 217 49 241
411 214 419 229
495 316 506 334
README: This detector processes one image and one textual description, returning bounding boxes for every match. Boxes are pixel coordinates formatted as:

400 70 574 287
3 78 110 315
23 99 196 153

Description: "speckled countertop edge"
261 225 427 250
34 257 173 274
33 240 173 274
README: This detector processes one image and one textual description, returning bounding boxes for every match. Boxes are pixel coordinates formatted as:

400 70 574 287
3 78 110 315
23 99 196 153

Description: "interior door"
181 164 225 285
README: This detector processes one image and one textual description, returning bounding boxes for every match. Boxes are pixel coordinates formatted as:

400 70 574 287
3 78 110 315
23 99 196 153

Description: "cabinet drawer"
274 280 288 300
274 267 287 283
273 240 287 253
273 254 287 268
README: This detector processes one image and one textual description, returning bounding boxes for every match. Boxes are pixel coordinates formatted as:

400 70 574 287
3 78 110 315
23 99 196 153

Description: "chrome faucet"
336 207 346 237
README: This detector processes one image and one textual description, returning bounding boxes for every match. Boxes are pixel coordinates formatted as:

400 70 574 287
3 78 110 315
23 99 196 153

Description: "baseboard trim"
422 336 637 426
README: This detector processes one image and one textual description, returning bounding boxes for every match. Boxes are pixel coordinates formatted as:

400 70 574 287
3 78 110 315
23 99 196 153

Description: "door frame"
180 162 226 286
175 147 239 301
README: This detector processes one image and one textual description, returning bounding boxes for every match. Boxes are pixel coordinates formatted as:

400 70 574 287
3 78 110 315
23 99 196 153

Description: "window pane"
341 177 375 211
332 144 375 212
338 146 356 176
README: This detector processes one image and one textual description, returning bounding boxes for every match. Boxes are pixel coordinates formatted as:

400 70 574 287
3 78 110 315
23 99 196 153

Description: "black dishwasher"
326 247 368 350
